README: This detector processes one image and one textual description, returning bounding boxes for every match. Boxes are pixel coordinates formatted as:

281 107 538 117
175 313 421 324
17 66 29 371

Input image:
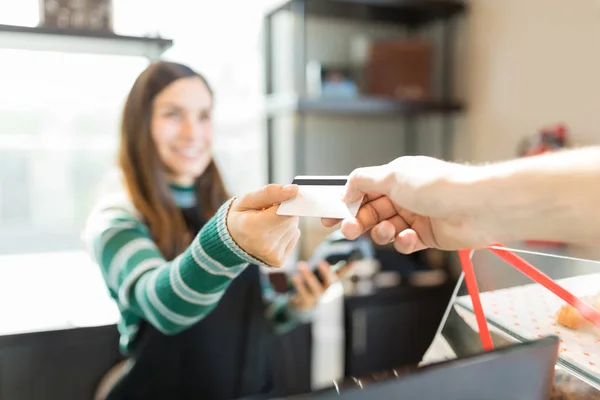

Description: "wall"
458 0 600 163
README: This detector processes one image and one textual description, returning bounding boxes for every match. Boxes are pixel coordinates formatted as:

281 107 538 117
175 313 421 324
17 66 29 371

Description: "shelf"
265 94 464 116
0 24 173 59
267 0 467 26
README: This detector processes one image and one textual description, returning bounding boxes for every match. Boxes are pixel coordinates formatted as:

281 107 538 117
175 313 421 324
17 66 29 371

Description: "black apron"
107 207 275 400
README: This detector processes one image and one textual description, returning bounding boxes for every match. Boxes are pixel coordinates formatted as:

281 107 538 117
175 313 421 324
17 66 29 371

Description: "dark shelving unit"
267 0 466 26
0 24 173 59
266 94 464 116
263 0 467 183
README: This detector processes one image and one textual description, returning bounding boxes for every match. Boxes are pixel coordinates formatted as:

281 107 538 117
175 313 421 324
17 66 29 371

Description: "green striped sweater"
83 184 312 355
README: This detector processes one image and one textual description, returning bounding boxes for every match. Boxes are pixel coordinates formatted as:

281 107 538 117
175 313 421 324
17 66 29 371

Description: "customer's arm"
457 146 600 245
327 146 600 252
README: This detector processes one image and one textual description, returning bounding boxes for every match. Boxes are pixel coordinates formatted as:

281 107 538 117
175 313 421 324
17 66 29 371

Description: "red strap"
489 245 600 327
458 249 494 350
458 244 600 351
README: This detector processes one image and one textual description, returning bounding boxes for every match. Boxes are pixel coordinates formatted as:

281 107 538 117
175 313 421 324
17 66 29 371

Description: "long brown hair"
118 61 229 260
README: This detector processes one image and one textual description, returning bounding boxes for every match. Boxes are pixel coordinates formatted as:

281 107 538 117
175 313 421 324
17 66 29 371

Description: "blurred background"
1 0 599 399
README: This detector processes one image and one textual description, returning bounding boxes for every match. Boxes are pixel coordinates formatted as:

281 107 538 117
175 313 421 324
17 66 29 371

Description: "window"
0 0 271 255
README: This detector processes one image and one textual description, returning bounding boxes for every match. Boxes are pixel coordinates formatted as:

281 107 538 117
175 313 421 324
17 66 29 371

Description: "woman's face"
151 76 213 186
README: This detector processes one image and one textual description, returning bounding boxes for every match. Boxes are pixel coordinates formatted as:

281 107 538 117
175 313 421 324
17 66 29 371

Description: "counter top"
455 272 600 388
0 251 119 336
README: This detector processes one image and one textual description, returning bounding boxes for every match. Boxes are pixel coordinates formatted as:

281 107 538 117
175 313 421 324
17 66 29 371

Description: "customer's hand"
322 156 494 253
289 261 353 310
227 184 300 267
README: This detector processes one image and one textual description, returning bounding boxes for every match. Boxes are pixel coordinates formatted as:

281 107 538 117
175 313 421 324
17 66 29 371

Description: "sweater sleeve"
85 197 265 335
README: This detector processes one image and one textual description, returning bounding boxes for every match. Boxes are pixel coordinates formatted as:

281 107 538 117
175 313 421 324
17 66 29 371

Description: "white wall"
458 0 600 163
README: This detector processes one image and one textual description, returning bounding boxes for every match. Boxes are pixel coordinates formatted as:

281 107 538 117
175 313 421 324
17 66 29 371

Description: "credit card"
276 175 362 219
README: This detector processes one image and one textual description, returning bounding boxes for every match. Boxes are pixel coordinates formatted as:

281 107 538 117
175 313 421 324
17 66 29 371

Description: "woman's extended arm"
87 198 260 334
85 184 301 335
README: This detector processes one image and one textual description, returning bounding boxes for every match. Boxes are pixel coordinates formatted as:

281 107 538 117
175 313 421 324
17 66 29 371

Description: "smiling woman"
84 60 344 400
150 76 214 186
118 62 228 260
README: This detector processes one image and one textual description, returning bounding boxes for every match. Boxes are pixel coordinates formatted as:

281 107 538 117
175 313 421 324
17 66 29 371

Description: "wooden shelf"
265 94 464 116
0 24 173 59
267 0 467 26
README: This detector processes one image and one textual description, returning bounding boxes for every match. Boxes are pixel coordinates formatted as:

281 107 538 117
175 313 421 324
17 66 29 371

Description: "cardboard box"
39 0 112 32
367 39 432 100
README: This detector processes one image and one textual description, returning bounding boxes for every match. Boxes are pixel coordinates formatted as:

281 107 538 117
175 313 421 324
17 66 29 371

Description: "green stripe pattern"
84 196 312 355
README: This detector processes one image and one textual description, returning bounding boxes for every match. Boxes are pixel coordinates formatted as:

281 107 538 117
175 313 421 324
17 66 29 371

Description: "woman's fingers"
321 217 341 228
292 275 310 302
317 261 335 288
336 262 354 280
227 194 301 267
299 263 324 297
235 184 298 211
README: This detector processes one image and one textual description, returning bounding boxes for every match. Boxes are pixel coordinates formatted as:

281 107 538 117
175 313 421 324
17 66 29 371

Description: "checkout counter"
0 245 451 400
272 244 600 399
2 244 600 399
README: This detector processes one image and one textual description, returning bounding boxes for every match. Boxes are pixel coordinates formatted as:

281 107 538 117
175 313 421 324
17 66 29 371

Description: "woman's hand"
227 184 301 267
289 261 353 310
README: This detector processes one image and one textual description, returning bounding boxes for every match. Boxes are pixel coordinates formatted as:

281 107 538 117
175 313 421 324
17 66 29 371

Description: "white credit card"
276 175 362 219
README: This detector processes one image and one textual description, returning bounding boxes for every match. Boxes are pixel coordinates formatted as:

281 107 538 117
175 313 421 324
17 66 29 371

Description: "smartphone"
288 230 374 290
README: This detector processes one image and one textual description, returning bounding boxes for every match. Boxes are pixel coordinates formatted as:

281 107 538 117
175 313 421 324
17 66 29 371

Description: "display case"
426 244 600 398
268 244 600 399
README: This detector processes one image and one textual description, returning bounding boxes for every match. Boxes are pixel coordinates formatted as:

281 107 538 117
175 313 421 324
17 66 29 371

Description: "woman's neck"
167 173 195 188
169 182 195 191
168 181 196 208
